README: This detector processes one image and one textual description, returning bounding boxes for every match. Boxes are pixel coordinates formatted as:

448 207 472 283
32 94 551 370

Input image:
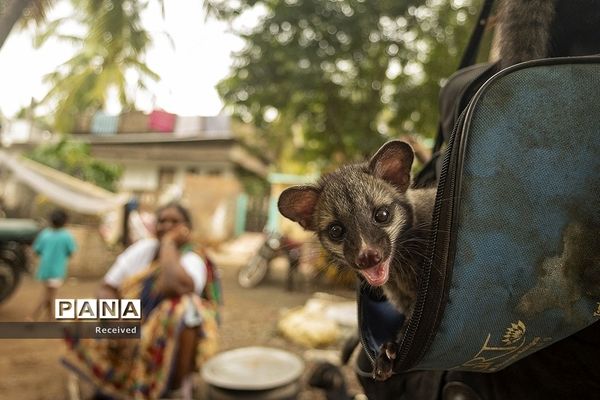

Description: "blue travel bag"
358 55 600 374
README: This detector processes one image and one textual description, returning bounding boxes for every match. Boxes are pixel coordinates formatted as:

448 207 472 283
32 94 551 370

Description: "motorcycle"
237 231 302 290
0 219 40 303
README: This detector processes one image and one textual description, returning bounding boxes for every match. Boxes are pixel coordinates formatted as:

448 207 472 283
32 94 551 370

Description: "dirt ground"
0 254 364 400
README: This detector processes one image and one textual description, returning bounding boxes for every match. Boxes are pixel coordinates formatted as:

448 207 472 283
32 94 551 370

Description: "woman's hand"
155 205 195 296
158 223 195 296
161 223 191 248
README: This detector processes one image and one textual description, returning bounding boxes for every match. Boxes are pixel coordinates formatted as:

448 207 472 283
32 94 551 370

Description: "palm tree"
34 0 159 132
0 0 37 51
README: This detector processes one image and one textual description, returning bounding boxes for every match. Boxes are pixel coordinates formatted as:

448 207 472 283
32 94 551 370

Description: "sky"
0 0 248 118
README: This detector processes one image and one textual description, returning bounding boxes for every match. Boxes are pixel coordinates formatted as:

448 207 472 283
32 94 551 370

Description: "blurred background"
0 0 492 399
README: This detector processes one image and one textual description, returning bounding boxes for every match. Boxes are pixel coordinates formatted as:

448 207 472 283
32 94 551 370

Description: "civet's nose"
357 248 382 268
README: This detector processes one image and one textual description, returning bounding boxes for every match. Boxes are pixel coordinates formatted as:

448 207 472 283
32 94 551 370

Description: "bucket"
201 347 305 400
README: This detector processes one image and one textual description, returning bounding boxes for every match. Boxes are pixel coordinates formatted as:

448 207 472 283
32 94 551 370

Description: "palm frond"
124 57 160 81
20 0 56 26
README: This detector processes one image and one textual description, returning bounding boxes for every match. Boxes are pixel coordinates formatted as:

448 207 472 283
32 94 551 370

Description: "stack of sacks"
148 109 176 133
118 111 150 133
174 116 204 137
278 294 357 348
91 112 119 136
203 115 231 138
73 112 93 134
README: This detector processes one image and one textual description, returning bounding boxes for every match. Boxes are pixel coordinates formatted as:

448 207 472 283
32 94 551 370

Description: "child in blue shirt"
28 209 77 320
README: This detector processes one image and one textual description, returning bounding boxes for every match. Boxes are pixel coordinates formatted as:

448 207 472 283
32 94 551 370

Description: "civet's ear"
278 186 321 231
368 140 414 193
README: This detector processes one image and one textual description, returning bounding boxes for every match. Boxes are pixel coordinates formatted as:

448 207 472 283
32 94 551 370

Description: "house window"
206 169 222 176
158 167 176 188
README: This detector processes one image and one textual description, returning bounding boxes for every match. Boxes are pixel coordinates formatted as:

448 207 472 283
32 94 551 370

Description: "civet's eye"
374 207 390 223
328 223 345 241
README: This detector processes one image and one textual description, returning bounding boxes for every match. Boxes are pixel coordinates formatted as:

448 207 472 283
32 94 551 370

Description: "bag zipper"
357 287 376 365
393 109 468 371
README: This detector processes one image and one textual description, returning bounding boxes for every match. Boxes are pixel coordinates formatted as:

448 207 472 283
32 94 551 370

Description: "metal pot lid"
201 346 305 390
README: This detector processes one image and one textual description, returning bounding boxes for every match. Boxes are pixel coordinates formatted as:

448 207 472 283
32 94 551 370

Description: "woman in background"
64 203 222 399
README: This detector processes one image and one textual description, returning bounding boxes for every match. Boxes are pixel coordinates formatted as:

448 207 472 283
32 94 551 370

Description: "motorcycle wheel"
0 258 20 303
238 254 269 288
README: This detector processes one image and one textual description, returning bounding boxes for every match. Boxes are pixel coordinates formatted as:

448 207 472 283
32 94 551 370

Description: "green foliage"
208 0 486 170
235 166 270 198
26 136 122 192
35 0 160 133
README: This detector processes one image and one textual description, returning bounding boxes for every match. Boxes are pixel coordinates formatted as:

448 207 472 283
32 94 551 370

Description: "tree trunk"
0 0 35 51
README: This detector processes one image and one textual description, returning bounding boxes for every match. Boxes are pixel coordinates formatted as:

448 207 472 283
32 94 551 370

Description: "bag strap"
458 0 496 70
432 0 495 153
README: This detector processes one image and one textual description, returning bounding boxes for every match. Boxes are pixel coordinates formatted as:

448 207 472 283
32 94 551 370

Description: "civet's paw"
373 341 398 381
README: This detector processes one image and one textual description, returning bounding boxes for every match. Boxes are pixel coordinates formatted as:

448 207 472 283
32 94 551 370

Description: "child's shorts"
45 278 64 288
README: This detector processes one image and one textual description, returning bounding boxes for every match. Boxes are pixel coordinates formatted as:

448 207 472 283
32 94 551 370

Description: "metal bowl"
201 346 305 391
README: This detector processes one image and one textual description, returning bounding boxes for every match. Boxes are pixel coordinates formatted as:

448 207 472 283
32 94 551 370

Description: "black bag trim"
389 55 600 373
457 0 495 70
431 0 495 156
